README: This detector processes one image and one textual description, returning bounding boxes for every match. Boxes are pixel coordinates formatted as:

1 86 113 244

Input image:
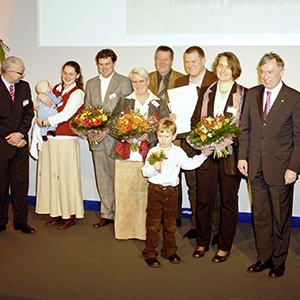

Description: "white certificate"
167 85 198 134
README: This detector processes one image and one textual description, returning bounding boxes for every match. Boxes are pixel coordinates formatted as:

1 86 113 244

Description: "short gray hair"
259 52 284 70
128 67 149 81
2 56 23 73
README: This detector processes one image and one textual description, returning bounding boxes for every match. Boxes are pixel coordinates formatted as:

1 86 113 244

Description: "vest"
52 84 83 136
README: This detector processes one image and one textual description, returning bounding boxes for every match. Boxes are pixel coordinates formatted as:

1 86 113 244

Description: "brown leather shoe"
45 217 63 227
57 218 75 230
92 218 114 228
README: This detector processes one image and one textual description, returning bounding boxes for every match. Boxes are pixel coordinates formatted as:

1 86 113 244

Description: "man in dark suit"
0 56 35 234
85 49 133 228
174 46 217 240
238 52 300 278
149 45 184 104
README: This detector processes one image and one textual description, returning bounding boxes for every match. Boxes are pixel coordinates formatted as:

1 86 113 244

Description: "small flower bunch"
108 109 157 152
70 106 110 145
186 115 240 158
147 150 167 172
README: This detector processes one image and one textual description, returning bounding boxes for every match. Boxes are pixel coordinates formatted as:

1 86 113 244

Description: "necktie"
158 76 166 99
263 91 271 120
9 85 15 102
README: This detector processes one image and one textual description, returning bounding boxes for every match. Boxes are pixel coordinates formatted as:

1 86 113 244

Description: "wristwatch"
42 120 45 127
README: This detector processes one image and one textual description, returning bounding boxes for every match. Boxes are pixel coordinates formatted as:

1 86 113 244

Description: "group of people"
0 46 299 278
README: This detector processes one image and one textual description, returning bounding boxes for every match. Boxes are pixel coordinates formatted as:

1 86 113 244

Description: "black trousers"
0 150 29 227
195 159 241 251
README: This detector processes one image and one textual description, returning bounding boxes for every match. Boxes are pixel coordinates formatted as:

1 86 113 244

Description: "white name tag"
109 93 117 100
57 102 63 108
151 100 160 108
23 99 29 106
227 106 237 115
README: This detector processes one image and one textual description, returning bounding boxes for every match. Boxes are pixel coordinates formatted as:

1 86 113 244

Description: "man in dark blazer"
238 52 300 278
85 49 132 228
0 56 35 234
149 45 184 104
174 46 217 240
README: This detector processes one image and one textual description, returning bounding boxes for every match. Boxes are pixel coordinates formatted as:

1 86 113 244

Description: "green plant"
0 39 10 64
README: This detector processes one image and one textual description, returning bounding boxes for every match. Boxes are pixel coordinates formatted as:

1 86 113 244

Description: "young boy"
141 118 213 268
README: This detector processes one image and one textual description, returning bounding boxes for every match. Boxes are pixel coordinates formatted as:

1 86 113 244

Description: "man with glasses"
0 56 35 234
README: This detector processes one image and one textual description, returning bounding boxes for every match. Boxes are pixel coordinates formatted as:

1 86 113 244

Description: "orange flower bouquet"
186 115 240 158
147 150 167 173
70 106 110 145
108 109 158 153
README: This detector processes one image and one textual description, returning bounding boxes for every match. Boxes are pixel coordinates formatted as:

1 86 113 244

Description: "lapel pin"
281 100 284 103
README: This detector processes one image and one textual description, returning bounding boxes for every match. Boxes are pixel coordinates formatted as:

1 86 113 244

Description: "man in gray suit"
238 52 300 278
85 49 132 227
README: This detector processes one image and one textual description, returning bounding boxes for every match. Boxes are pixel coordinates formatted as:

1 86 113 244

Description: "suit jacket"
192 82 247 175
149 69 184 103
84 72 133 151
0 77 34 159
110 91 169 160
174 69 217 90
238 83 300 185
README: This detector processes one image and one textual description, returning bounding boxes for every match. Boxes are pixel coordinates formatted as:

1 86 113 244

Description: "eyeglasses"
10 70 24 76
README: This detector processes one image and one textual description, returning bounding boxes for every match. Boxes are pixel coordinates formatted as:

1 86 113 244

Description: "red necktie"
263 91 271 120
9 85 15 102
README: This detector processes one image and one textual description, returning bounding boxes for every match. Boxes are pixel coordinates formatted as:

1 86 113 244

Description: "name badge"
151 100 160 108
227 106 237 115
109 93 117 100
57 102 63 108
23 99 29 106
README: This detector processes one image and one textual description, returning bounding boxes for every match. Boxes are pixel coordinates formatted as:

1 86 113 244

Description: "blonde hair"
36 80 49 94
156 118 177 135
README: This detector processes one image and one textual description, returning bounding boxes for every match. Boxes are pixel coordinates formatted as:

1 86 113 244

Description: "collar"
158 69 172 81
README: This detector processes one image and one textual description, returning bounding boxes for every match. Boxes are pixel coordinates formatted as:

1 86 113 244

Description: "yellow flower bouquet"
70 106 110 145
186 115 240 158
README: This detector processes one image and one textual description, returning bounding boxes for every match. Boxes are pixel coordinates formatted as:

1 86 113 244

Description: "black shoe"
42 135 48 141
247 260 273 273
212 252 230 263
48 130 56 137
167 253 181 264
183 229 197 240
176 218 182 228
0 225 6 232
92 218 114 228
269 265 285 278
193 246 209 258
14 223 35 234
211 233 219 248
145 258 161 268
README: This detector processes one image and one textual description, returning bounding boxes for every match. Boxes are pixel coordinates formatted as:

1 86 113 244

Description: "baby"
35 80 62 141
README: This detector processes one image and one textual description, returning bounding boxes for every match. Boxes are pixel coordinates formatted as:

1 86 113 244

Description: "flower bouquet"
186 115 240 158
70 106 110 145
147 150 167 173
108 109 158 152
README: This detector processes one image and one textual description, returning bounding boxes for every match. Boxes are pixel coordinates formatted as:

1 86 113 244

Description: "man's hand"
16 139 27 148
88 130 108 144
5 132 23 147
284 169 297 185
238 159 248 177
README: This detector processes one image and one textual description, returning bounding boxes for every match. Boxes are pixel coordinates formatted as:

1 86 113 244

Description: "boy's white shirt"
142 143 207 187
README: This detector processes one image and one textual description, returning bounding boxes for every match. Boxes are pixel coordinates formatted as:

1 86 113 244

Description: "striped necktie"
9 85 15 102
263 91 271 120
158 76 166 99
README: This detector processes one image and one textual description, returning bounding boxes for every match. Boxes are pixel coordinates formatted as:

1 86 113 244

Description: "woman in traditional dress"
35 61 84 229
110 67 169 240
191 52 247 262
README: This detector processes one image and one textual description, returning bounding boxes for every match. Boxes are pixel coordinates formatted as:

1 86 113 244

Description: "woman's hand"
36 117 50 128
138 133 148 142
37 93 52 108
201 147 213 157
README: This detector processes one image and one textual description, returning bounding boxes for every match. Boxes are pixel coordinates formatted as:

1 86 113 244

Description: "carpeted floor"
0 205 299 300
